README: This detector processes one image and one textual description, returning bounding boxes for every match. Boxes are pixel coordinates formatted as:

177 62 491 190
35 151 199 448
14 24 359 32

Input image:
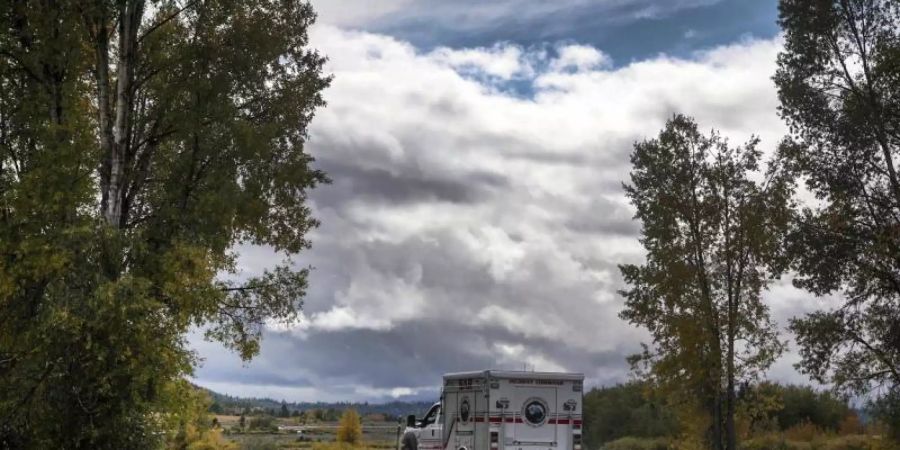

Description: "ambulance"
399 370 584 450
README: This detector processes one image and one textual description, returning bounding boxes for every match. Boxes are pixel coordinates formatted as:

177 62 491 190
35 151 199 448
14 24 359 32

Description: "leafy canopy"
620 115 793 449
0 0 329 447
775 0 900 398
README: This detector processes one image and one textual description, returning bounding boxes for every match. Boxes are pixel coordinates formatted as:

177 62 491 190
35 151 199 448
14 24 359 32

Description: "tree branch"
138 0 201 43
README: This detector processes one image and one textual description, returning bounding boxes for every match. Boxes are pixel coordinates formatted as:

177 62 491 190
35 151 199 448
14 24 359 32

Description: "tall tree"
0 0 329 447
620 115 793 450
774 0 900 404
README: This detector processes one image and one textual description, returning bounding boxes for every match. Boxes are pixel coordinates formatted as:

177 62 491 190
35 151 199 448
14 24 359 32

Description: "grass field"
216 416 401 449
598 434 896 450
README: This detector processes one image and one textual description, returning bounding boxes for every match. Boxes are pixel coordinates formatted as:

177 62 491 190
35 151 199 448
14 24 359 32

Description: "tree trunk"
725 351 736 450
91 15 114 217
686 168 725 450
98 0 144 228
725 256 740 450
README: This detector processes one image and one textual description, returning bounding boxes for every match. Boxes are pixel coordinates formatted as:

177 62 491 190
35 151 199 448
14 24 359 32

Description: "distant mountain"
199 386 433 419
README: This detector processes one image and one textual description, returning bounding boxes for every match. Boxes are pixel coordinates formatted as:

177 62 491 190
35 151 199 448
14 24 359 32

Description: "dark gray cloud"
196 317 636 402
314 159 507 208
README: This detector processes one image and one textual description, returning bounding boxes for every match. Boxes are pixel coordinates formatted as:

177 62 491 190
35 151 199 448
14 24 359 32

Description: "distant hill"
199 386 433 420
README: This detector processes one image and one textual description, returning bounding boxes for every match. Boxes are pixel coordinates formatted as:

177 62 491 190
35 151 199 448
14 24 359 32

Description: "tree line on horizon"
618 1 900 449
203 389 432 422
582 381 878 449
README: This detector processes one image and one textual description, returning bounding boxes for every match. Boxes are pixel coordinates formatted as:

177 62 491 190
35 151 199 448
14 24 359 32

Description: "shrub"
739 434 792 450
784 420 826 442
336 409 363 446
819 435 879 450
739 433 883 450
311 443 359 450
248 415 277 432
838 414 865 436
600 436 671 450
868 388 900 442
583 383 679 448
240 438 279 450
777 386 850 432
184 428 237 450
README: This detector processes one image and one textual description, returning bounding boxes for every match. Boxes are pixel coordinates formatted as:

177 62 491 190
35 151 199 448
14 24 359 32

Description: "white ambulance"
399 370 584 450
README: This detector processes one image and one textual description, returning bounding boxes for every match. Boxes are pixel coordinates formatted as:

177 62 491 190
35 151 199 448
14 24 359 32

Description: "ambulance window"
422 404 440 427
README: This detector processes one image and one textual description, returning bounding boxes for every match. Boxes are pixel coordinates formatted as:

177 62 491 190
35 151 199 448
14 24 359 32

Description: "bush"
839 414 865 436
600 436 671 450
777 386 851 432
819 435 879 450
184 428 237 450
739 433 882 450
240 438 279 450
583 383 678 447
784 421 826 442
739 434 792 450
336 409 363 446
869 388 900 442
247 415 277 432
311 443 359 450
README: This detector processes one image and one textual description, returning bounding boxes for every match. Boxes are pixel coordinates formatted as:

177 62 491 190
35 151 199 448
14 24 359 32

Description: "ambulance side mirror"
406 414 417 428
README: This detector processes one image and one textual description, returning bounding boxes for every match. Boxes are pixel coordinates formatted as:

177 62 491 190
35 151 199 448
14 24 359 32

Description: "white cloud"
355 385 427 399
550 45 612 72
431 44 534 80
191 26 836 402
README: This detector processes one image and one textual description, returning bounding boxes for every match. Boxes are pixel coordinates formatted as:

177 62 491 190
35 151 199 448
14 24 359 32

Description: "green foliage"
583 383 679 447
584 381 861 449
336 409 363 446
247 416 277 432
775 0 900 405
868 388 900 442
165 385 237 450
735 381 783 437
776 385 851 432
620 114 794 449
0 0 329 447
735 382 856 437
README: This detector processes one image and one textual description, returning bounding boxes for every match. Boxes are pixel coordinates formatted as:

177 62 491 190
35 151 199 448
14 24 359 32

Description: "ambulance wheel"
401 433 418 450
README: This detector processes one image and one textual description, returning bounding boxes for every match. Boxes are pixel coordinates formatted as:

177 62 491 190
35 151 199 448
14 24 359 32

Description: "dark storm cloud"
198 316 638 402
313 159 508 208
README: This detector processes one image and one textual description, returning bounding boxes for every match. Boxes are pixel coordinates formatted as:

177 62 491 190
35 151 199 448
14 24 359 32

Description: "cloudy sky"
189 0 840 403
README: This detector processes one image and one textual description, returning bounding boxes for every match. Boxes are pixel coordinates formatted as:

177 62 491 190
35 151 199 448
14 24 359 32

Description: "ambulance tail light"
573 433 582 450
490 431 499 449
